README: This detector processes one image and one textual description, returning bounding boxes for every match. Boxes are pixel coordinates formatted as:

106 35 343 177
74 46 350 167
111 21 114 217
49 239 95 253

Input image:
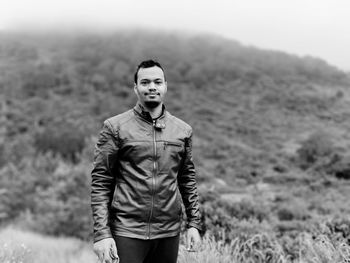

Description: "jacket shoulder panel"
167 112 192 136
105 110 134 132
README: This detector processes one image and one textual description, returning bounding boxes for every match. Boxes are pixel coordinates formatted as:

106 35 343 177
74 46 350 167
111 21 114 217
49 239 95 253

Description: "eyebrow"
140 78 163 81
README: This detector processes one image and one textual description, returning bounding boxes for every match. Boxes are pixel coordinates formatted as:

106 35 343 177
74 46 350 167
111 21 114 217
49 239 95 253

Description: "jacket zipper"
147 120 157 239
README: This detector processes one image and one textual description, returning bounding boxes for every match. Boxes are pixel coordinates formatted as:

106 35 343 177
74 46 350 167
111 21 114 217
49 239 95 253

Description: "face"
134 66 167 109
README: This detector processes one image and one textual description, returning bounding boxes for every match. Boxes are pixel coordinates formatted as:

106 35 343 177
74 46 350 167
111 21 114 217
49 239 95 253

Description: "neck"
140 102 163 119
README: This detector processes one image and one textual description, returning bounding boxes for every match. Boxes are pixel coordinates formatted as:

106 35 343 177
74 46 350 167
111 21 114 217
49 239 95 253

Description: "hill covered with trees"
1 30 350 261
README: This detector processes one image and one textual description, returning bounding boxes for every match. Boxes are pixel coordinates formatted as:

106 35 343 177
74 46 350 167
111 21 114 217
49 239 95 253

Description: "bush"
277 203 310 221
199 192 270 242
296 131 337 170
324 217 350 243
0 154 93 240
34 123 86 163
331 155 350 180
26 159 93 239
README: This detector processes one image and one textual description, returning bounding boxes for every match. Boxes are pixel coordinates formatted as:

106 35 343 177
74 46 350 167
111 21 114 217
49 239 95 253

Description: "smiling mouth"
145 93 160 96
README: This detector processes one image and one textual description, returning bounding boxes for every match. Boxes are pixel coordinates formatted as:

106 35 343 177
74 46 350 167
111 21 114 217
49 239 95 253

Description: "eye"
155 81 162 85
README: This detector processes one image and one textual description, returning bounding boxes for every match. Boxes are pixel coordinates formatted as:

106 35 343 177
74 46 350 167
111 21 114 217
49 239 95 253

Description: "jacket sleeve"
91 120 119 243
178 128 202 232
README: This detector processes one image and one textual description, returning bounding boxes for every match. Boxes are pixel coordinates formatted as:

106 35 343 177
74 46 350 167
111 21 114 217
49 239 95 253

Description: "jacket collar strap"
133 102 166 127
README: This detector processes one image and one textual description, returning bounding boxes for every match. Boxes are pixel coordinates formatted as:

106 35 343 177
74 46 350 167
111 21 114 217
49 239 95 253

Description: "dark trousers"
114 235 180 263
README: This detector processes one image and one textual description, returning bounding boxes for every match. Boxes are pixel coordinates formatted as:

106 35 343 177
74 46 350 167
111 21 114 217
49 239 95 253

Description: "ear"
133 83 138 96
164 81 168 94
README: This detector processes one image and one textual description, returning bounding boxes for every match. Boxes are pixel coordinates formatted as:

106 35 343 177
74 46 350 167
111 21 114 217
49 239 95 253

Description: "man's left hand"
186 227 201 251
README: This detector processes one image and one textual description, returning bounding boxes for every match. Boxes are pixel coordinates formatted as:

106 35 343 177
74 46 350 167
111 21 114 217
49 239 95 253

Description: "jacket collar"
133 102 167 128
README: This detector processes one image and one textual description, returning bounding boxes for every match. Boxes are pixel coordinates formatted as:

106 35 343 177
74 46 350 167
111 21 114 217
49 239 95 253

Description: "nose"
148 82 156 91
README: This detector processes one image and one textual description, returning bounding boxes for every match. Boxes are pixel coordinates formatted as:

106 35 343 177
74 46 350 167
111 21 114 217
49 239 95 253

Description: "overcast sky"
1 0 349 71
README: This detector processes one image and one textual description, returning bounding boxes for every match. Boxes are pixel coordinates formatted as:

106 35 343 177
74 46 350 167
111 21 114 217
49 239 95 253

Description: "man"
91 59 202 263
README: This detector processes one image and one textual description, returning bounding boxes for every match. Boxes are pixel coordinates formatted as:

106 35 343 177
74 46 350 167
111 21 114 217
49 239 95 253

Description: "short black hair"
134 59 166 84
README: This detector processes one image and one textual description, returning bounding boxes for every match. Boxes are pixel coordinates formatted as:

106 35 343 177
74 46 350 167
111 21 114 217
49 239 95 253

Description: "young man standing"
91 60 201 263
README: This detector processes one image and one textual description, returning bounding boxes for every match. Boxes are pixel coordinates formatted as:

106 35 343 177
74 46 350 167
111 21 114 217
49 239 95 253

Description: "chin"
144 101 161 109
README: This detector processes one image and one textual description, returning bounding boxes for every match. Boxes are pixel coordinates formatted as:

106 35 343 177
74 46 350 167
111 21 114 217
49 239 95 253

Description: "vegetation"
1 30 350 261
0 227 94 263
2 227 350 263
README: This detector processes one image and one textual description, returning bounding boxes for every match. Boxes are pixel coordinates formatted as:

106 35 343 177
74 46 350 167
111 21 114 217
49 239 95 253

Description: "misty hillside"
1 30 350 184
1 30 350 258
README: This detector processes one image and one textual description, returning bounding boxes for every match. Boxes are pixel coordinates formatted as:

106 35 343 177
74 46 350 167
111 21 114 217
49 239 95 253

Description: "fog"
1 0 350 70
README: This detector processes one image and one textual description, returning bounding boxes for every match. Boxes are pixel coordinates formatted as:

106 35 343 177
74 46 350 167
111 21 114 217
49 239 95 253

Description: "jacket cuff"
94 229 113 243
187 222 202 232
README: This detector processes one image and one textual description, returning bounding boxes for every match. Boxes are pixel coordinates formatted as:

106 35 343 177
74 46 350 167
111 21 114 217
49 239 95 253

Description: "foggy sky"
1 0 349 71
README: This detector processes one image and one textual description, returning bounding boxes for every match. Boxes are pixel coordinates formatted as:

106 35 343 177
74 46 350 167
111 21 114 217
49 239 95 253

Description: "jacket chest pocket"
163 141 183 150
159 141 184 173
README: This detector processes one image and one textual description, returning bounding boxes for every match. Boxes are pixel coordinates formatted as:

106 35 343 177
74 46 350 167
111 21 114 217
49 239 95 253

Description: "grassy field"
0 227 96 263
1 227 350 263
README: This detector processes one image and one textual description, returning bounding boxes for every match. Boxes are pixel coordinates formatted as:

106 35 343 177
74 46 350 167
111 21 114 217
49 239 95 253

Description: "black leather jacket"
91 103 201 242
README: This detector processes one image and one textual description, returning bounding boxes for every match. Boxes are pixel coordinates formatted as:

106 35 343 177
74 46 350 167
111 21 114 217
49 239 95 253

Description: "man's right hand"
93 238 119 263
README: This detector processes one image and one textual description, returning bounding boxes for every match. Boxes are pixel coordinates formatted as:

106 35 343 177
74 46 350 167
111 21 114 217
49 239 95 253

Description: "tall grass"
179 234 287 263
1 227 350 263
179 233 350 263
0 227 96 263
